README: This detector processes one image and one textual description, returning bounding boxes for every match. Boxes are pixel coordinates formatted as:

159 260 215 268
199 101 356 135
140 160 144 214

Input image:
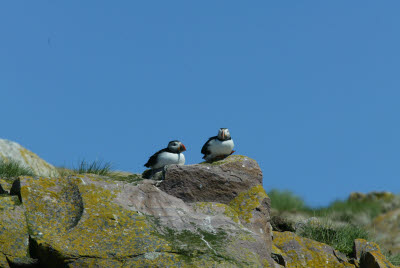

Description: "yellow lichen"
273 232 355 268
19 176 173 262
192 202 240 223
229 185 268 223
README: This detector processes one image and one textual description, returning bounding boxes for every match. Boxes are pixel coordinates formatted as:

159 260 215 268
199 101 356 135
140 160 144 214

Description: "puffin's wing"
201 136 217 155
144 148 168 168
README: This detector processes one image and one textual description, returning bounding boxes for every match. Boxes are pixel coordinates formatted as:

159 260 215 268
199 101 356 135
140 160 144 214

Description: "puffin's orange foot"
230 150 235 155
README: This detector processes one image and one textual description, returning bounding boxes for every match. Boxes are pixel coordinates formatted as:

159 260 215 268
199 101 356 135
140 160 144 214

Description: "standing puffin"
201 128 235 162
144 140 186 169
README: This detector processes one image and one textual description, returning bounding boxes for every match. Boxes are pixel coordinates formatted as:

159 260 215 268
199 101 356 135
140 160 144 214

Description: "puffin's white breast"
207 139 234 157
153 152 185 169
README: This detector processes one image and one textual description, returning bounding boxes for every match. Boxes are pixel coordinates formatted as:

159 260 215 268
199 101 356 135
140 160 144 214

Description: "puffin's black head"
217 128 231 141
167 140 186 153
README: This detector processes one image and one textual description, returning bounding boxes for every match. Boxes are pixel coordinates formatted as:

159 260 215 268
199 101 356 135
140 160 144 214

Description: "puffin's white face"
217 128 231 141
168 140 186 153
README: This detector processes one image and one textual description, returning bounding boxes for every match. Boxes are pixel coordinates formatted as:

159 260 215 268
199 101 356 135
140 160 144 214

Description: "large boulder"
159 155 263 204
272 231 355 268
0 139 59 177
2 155 275 267
159 155 273 258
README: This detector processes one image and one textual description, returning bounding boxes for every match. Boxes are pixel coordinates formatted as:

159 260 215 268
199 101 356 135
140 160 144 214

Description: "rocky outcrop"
271 232 397 268
272 231 355 268
354 239 397 268
0 139 59 177
0 155 275 267
159 155 263 203
370 209 400 255
0 152 396 267
159 155 273 260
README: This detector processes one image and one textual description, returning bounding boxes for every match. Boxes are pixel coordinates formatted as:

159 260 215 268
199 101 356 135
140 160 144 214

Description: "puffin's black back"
201 136 217 155
144 148 169 168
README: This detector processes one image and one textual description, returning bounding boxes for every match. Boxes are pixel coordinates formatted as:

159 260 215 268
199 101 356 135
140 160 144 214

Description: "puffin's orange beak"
180 144 186 152
221 131 225 140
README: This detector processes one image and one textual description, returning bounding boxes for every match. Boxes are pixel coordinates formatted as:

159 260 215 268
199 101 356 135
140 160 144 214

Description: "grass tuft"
268 189 309 212
0 158 35 177
299 220 369 256
386 253 400 266
73 160 113 176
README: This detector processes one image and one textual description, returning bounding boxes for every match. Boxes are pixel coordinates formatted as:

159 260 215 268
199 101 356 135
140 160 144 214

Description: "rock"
158 155 273 261
354 239 397 268
0 139 59 177
6 162 275 267
142 167 165 180
0 179 9 194
270 215 296 232
354 239 381 261
369 209 400 255
349 192 395 202
0 194 34 268
159 155 263 204
272 231 355 268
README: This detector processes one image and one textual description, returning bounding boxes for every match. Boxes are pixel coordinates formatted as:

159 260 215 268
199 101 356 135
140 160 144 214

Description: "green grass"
299 220 369 256
0 158 35 177
268 189 309 212
268 189 385 223
313 199 384 222
73 160 113 176
386 253 400 266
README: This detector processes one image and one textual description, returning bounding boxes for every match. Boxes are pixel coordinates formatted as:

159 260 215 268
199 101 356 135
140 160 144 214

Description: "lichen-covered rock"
0 139 59 177
7 168 275 267
369 209 400 255
158 155 274 265
273 231 355 268
0 195 34 268
10 175 174 267
354 239 397 268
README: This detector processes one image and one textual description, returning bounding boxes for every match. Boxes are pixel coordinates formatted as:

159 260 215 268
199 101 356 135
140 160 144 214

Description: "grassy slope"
268 189 400 265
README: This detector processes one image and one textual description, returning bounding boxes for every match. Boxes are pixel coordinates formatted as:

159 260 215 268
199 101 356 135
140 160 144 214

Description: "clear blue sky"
1 1 399 207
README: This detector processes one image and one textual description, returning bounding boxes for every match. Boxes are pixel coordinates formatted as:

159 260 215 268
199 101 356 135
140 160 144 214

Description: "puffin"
201 128 235 162
144 140 186 169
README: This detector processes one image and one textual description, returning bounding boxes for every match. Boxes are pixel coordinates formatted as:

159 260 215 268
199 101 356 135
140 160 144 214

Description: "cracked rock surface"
1 155 275 267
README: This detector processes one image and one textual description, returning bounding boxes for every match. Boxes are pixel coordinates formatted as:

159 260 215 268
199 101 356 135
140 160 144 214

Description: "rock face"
0 153 396 267
159 155 263 203
0 139 59 177
354 239 397 268
272 231 355 268
370 209 400 255
0 155 275 267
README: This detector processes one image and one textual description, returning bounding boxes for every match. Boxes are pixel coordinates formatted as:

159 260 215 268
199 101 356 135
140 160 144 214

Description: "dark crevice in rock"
271 252 286 266
28 236 65 268
333 249 347 263
270 215 296 232
64 180 84 230
10 178 22 203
